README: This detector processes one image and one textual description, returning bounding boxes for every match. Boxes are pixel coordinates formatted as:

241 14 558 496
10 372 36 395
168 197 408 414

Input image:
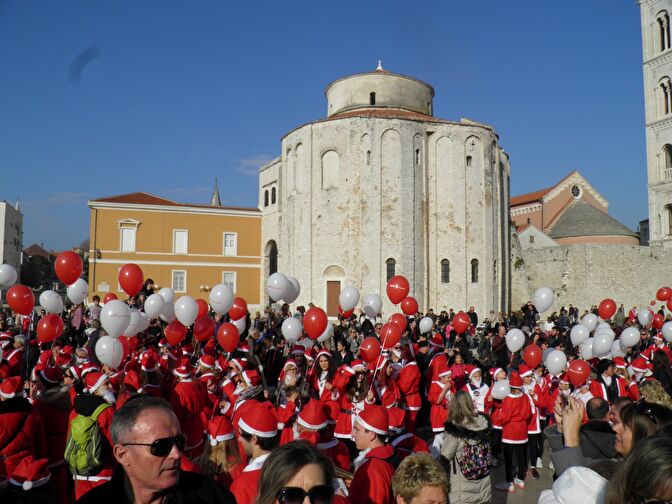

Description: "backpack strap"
90 402 111 421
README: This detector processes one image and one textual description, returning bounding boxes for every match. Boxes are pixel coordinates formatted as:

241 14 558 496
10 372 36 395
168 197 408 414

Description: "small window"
172 270 186 293
222 271 236 293
440 259 450 284
471 259 479 283
415 149 420 166
223 233 237 256
173 230 188 254
386 258 396 282
370 92 376 105
366 150 371 166
529 235 535 244
271 187 276 204
664 144 672 171
466 156 472 167
120 227 136 252
527 217 531 224
264 190 269 207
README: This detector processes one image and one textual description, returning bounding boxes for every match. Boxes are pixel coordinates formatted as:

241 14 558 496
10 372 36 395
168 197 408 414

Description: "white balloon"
570 324 589 346
266 272 289 302
611 339 625 358
138 311 151 332
100 300 131 338
506 328 525 353
124 309 144 337
95 335 124 369
232 316 247 334
596 322 611 332
595 326 615 339
339 286 361 312
419 316 433 335
662 321 672 342
0 264 18 287
491 380 511 400
545 350 567 375
209 284 234 315
160 301 176 323
581 313 599 332
67 279 88 305
282 317 303 343
593 333 614 357
580 337 594 360
144 293 165 319
175 296 198 327
283 276 301 304
637 309 652 327
362 293 383 318
620 327 641 348
158 287 175 304
533 287 554 313
317 323 333 343
39 290 64 314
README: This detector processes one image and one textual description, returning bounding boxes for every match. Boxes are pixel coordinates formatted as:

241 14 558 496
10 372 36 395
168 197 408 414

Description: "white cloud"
235 154 273 176
22 191 87 209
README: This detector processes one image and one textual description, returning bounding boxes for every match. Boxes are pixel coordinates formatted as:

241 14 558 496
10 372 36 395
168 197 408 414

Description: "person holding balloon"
484 368 508 465
428 365 453 435
519 365 547 478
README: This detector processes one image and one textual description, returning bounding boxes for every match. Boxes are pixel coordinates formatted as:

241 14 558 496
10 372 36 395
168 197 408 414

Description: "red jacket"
170 379 206 452
396 361 421 412
589 376 628 402
498 393 531 444
0 397 47 475
349 444 396 504
230 452 270 504
32 387 72 468
390 431 429 461
317 438 351 471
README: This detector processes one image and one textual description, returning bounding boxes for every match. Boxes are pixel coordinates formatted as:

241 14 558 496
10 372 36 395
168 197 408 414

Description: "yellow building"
87 189 262 307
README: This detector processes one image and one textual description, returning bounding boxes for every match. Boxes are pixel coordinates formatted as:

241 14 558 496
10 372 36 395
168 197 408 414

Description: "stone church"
259 64 511 317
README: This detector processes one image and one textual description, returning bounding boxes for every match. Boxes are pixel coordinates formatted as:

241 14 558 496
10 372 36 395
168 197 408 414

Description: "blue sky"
0 0 646 250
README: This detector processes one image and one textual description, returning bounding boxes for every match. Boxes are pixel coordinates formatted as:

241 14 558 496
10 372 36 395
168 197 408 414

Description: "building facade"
0 201 23 275
88 191 262 307
260 65 511 317
639 0 672 246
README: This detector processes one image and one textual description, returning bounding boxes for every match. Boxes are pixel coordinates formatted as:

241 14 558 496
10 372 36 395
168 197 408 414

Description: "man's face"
238 430 253 456
352 421 374 451
398 485 448 504
113 408 182 493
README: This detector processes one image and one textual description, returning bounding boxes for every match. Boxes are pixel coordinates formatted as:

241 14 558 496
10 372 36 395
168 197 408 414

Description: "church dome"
325 62 435 118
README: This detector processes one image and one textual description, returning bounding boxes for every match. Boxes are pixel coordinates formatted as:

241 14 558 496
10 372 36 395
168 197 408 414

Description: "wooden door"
326 281 341 317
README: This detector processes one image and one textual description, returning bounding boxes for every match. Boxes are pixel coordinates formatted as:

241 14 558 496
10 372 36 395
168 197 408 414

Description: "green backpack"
64 402 111 476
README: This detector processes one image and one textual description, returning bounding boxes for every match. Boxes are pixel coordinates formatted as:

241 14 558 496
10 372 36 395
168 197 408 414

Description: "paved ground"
489 445 554 504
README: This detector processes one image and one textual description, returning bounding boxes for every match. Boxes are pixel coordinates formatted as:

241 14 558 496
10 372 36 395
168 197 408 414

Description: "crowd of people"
1 283 672 504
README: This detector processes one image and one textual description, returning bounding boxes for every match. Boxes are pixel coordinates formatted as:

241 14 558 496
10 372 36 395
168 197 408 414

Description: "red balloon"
453 311 471 335
164 320 187 346
196 299 209 319
400 297 419 316
522 344 542 369
118 336 131 361
6 284 35 315
651 300 657 306
359 337 381 363
567 359 590 387
657 287 672 302
36 314 64 343
667 299 672 312
598 299 617 320
338 305 354 318
386 275 410 305
389 313 407 331
304 307 328 340
118 264 144 297
380 322 402 350
54 251 83 286
194 316 215 342
103 293 118 304
652 313 665 330
229 297 248 321
217 322 239 353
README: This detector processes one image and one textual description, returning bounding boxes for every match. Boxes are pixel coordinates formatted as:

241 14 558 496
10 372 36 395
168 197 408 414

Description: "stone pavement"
489 446 554 504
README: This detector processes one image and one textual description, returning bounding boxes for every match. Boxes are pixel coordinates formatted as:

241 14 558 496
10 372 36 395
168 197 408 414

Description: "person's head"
447 390 476 427
609 397 632 427
614 400 672 455
469 368 482 386
13 334 25 349
317 353 332 373
238 403 279 457
605 434 672 504
336 338 346 352
454 352 463 364
598 359 614 378
392 453 449 504
256 441 335 504
92 295 100 305
639 379 672 408
586 397 610 422
352 407 388 451
652 350 671 373
110 396 184 496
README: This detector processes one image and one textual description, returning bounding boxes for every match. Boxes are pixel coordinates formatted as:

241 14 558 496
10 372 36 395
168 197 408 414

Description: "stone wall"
512 236 672 313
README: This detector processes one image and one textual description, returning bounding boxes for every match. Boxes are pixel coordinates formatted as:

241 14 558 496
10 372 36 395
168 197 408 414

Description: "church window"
440 259 450 283
271 187 277 204
657 12 671 52
466 156 472 167
322 150 340 189
663 145 672 179
661 78 672 115
667 206 672 236
471 259 479 283
415 149 420 166
367 150 371 166
386 258 396 282
571 185 581 198
264 190 269 207
529 235 535 244
370 92 376 106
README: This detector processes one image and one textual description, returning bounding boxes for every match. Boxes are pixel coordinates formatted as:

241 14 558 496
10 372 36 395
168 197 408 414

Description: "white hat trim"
10 473 51 491
297 415 328 431
355 415 387 436
89 374 108 394
0 390 16 399
238 417 277 438
208 432 235 446
39 369 59 384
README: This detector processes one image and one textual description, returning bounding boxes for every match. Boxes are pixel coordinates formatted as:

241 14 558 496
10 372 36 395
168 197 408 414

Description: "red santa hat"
207 415 235 446
242 369 261 387
68 365 83 381
84 372 108 394
182 343 194 357
216 355 228 371
165 347 183 361
631 357 649 373
123 370 143 393
509 372 524 388
355 406 389 436
467 365 481 378
173 362 193 378
202 339 217 357
198 371 216 384
39 366 61 385
140 352 159 373
612 357 627 369
351 359 367 373
518 365 533 377
387 407 406 433
438 364 452 378
9 456 50 491
80 361 100 378
0 376 23 399
37 350 52 367
158 338 168 348
230 358 246 372
283 359 298 371
237 342 251 354
124 358 141 374
316 349 332 361
558 372 570 384
368 355 388 372
297 400 328 431
238 402 278 438
291 345 305 356
305 348 316 362
489 368 505 380
198 355 216 370
429 334 444 348
55 352 74 368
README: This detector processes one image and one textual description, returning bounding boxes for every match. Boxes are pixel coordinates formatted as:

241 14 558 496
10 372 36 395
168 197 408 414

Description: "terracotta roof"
90 192 259 212
23 244 55 259
328 108 444 123
510 187 553 207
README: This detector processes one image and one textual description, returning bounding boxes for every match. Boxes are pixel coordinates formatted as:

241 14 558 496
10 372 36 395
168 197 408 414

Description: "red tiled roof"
329 108 444 123
23 244 55 259
90 192 259 212
510 187 553 207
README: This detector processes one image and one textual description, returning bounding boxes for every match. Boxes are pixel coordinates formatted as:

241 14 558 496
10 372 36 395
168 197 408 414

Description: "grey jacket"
544 424 617 477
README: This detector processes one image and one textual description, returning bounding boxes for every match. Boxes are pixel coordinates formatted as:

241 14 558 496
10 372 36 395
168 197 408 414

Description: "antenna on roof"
376 60 383 71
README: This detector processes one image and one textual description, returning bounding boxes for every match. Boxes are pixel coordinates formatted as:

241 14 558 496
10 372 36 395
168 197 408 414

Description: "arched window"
264 190 269 207
466 156 472 167
366 150 371 166
386 258 396 282
658 12 671 52
471 259 479 283
322 150 340 189
440 259 450 284
415 149 420 166
370 92 376 106
661 77 671 115
271 187 277 204
664 145 672 180
667 205 672 236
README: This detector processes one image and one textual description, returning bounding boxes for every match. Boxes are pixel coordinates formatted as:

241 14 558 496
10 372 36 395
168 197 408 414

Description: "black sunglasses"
277 485 334 504
121 434 187 457
634 401 657 424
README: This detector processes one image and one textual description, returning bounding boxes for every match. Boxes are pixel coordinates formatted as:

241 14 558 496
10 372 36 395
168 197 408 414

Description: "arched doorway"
264 240 278 306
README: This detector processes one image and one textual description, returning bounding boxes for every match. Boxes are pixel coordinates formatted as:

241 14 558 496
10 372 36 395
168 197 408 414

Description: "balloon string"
368 331 388 394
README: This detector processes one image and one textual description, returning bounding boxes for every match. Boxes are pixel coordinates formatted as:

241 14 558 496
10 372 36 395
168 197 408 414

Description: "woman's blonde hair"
639 379 672 408
392 453 449 504
447 390 476 426
194 438 241 478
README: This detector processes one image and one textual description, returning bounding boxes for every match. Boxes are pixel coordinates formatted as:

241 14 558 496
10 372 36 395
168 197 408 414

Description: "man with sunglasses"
78 395 234 504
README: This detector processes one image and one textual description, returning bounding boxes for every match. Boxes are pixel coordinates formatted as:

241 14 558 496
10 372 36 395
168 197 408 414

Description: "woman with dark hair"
652 350 672 396
334 361 370 457
308 350 340 427
256 441 335 504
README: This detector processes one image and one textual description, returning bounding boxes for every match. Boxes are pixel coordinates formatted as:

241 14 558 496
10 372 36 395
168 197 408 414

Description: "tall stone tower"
639 0 672 246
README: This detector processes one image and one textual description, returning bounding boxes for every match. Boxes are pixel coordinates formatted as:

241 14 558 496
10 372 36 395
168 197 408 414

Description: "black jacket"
579 420 616 460
78 467 235 504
